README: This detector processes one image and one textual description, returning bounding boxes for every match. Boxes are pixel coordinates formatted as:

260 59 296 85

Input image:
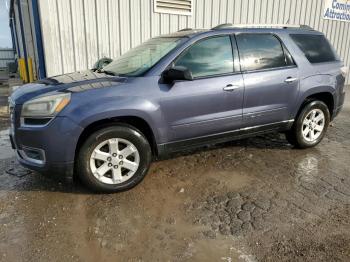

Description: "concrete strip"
0 87 9 96
0 129 14 160
0 106 9 116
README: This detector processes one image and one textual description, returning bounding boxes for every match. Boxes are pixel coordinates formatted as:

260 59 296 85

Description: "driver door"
159 35 244 142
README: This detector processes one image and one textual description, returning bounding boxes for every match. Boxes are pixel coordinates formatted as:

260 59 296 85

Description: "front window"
174 36 234 78
102 37 183 76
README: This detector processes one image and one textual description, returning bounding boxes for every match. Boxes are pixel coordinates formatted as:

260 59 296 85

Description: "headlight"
341 66 349 78
21 93 71 117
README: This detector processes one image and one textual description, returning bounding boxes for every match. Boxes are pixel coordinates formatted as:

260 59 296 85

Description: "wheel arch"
294 89 335 121
75 116 159 166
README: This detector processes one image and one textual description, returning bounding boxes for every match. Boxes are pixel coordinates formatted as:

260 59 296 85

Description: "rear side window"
290 34 337 63
236 34 288 71
174 36 234 78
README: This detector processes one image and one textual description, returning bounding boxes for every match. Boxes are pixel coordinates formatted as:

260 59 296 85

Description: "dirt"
0 87 349 261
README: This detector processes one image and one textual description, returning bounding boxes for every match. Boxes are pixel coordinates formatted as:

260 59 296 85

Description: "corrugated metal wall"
20 0 38 79
37 0 350 83
11 0 40 80
13 2 24 58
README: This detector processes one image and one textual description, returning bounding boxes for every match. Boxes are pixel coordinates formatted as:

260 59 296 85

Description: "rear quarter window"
290 34 338 64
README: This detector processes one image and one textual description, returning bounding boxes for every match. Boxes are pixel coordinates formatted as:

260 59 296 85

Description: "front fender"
63 95 165 143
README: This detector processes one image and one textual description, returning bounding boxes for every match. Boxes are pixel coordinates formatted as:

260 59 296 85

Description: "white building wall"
37 0 350 83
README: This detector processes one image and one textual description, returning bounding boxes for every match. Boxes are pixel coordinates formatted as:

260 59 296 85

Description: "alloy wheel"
89 138 140 184
302 109 325 142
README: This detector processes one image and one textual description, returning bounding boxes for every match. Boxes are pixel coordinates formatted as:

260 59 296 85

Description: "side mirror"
92 57 113 71
162 66 193 83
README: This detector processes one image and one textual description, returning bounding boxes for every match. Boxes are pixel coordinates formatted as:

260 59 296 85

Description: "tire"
286 100 330 148
77 125 152 193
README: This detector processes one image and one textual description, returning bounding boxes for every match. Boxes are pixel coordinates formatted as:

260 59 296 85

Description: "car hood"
11 70 127 105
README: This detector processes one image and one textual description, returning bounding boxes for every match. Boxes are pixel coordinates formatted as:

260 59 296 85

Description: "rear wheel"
77 125 152 192
286 100 330 148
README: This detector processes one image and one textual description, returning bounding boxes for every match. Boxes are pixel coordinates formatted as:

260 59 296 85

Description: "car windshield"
102 37 183 76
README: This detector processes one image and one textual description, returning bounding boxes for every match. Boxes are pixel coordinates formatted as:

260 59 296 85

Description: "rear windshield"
290 34 338 64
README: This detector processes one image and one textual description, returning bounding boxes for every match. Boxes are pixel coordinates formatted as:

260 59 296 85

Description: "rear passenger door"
236 33 299 127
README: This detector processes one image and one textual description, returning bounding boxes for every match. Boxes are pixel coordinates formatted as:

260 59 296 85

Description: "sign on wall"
324 0 350 22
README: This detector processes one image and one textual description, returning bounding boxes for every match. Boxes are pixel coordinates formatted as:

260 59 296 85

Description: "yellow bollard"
18 58 23 80
18 58 28 83
17 58 36 83
28 58 34 82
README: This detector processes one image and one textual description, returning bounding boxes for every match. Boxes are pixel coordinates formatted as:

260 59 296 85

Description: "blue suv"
9 24 347 192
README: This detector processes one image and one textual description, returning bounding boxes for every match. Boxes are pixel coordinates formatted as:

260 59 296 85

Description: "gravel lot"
0 84 349 261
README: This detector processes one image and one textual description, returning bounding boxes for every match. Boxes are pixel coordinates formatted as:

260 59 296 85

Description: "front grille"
22 117 52 126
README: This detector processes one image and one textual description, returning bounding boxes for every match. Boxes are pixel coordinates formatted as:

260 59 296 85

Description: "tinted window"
236 34 287 71
174 36 234 78
290 34 337 63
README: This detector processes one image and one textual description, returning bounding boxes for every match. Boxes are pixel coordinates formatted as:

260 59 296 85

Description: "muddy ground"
0 80 349 261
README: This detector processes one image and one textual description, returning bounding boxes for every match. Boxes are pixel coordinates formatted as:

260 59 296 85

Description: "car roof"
159 24 323 39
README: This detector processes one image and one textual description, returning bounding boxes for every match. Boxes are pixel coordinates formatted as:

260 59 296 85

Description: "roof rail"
212 23 313 30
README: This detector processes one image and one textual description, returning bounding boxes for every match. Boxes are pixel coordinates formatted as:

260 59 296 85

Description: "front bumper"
332 91 346 120
10 114 83 182
16 150 75 182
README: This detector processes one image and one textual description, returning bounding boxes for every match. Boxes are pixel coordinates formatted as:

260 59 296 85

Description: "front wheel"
77 125 152 192
286 100 330 148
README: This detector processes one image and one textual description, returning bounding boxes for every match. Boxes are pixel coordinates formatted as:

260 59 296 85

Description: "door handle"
285 77 298 83
223 84 240 91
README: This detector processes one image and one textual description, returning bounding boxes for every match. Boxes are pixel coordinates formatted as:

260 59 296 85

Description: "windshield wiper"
98 70 129 77
99 70 117 76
